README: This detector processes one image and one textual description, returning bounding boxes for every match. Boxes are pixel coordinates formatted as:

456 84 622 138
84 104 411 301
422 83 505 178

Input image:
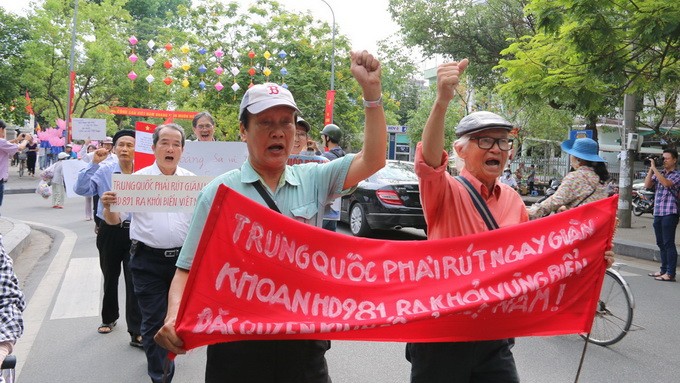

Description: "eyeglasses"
470 137 514 151
195 124 213 130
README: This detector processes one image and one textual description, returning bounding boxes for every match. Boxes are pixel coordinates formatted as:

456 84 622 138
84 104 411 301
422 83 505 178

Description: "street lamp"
320 0 335 92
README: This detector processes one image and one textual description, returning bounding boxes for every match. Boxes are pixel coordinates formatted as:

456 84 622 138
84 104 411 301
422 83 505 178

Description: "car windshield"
374 162 419 183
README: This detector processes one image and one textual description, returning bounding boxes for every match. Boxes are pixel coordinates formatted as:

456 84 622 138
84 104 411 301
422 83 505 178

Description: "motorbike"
632 189 655 216
536 179 560 203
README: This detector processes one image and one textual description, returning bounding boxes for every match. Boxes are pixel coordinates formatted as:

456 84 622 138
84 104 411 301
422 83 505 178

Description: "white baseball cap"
238 83 299 119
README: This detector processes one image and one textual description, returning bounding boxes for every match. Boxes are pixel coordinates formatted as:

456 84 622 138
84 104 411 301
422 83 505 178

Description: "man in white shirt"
101 123 194 383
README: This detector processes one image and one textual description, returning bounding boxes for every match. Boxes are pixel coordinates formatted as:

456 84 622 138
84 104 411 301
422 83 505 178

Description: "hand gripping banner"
175 186 617 351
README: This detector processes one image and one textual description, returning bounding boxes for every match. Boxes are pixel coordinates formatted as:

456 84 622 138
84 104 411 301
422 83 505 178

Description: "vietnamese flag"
134 121 156 172
173 187 616 352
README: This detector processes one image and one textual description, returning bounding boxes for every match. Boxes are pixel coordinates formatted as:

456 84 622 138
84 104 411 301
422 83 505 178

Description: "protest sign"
174 187 617 351
72 118 107 140
109 174 214 213
62 159 87 198
180 142 248 176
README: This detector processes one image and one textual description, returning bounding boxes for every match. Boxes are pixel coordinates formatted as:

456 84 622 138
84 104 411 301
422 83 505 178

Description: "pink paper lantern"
215 66 224 76
129 35 138 45
214 82 224 91
128 71 138 81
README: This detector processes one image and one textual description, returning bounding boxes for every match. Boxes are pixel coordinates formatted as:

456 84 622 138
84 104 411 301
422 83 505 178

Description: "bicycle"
581 263 634 346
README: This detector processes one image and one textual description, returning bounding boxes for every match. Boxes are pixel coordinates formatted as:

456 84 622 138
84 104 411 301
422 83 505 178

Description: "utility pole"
65 0 79 143
617 93 636 228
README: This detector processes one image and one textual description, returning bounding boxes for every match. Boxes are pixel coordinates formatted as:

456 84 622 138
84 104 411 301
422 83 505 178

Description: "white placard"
72 118 107 140
63 159 88 198
109 174 214 213
179 141 248 176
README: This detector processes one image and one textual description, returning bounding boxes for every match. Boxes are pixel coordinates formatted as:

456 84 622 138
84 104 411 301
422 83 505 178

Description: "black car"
339 160 426 236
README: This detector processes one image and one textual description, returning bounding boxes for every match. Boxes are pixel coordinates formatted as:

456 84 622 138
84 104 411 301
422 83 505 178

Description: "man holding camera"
644 149 680 282
0 121 28 210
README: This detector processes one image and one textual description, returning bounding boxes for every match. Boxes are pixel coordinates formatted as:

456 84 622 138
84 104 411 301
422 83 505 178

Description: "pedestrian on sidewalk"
47 152 69 208
0 122 28 212
644 148 680 282
73 129 142 348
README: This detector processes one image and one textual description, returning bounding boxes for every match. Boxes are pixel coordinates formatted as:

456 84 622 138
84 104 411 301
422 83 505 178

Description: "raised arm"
421 60 469 168
343 50 387 190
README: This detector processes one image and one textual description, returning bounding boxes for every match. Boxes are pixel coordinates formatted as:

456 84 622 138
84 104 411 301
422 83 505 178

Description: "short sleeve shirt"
652 169 680 216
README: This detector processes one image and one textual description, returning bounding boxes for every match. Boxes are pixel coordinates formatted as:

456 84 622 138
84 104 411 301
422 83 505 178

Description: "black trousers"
406 339 519 383
206 340 332 383
129 244 178 383
95 222 141 335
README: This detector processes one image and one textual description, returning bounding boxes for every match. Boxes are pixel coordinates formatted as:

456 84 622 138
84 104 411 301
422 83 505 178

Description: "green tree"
0 8 30 123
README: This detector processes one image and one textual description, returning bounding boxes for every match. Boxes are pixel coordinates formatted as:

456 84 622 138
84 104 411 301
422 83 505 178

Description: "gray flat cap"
456 111 513 137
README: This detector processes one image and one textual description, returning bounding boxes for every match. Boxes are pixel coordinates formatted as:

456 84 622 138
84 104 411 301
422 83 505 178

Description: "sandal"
654 274 676 282
97 321 117 334
648 271 664 277
129 334 143 348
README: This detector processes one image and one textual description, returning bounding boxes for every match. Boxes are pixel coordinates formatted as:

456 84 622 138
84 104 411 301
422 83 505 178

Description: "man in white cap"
155 50 386 383
80 136 116 164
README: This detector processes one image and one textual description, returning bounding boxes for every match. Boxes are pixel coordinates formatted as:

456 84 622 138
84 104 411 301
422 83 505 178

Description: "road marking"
12 221 77 379
50 258 100 320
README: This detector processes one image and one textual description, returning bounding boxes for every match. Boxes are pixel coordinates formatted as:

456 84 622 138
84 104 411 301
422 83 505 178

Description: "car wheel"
350 203 371 237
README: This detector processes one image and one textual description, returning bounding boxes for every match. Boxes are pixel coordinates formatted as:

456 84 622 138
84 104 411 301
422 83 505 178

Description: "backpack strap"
252 181 282 213
455 176 499 231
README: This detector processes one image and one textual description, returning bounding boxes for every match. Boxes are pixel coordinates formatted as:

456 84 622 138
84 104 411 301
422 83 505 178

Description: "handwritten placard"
179 141 248 176
63 159 87 198
72 118 107 140
110 174 214 213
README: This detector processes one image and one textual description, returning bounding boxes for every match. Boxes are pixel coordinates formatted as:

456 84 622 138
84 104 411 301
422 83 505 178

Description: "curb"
1 217 32 259
612 238 659 262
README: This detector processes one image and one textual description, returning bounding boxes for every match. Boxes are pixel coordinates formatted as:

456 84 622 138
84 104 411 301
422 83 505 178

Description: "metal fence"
509 157 571 191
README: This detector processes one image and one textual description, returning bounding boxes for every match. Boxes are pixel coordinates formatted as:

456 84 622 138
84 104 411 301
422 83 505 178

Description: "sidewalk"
0 162 666 263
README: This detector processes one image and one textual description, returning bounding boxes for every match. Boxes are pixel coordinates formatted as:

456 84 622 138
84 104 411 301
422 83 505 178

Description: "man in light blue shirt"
156 50 387 383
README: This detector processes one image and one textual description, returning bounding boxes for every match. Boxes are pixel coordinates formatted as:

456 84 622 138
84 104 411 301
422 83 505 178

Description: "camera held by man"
645 156 663 167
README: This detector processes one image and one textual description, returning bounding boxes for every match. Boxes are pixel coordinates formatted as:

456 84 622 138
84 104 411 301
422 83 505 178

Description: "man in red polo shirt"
409 59 525 383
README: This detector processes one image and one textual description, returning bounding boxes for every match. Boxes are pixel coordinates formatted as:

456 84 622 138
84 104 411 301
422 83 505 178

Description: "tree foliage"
0 8 30 123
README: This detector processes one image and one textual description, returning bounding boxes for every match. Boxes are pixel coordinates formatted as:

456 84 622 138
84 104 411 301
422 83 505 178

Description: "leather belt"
134 241 181 258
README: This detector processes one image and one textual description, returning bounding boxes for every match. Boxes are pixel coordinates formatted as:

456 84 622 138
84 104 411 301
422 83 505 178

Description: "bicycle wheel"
582 269 634 346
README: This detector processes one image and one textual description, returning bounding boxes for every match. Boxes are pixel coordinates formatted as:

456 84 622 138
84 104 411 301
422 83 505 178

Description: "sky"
0 0 402 55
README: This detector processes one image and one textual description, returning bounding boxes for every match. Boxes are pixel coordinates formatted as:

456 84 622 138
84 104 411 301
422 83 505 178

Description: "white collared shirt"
128 162 195 248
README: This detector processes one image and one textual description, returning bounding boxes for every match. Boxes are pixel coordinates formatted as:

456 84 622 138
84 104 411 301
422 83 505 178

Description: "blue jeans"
0 180 4 206
653 214 679 277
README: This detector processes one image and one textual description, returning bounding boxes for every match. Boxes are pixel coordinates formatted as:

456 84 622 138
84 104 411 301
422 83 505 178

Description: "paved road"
3 188 679 382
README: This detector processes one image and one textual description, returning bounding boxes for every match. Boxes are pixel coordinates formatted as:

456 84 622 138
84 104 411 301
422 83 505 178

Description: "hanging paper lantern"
198 64 207 74
165 43 173 51
129 35 138 45
231 83 241 92
214 48 224 58
281 83 288 89
263 67 272 77
181 78 190 88
230 67 239 76
263 50 271 60
214 82 224 91
198 47 207 55
163 60 172 69
248 67 256 76
163 77 173 85
278 50 287 59
199 80 206 90
146 57 156 67
280 68 288 76
248 50 256 59
180 44 190 54
147 40 155 49
181 63 190 71
127 71 138 81
215 66 224 76
128 53 138 63
146 74 155 83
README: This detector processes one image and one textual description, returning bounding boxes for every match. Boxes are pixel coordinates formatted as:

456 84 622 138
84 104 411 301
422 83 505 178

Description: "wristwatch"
363 94 383 108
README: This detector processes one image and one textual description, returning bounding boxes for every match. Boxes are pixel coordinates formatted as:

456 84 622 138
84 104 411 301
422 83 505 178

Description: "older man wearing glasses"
407 60 528 383
191 111 216 141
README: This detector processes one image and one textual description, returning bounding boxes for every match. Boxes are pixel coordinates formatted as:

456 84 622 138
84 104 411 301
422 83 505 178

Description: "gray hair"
454 134 471 148
153 123 186 147
192 111 215 128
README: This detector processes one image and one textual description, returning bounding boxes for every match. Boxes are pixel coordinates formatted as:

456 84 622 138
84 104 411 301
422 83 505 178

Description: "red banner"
103 106 198 120
175 187 616 351
324 90 336 126
24 90 34 116
134 121 156 172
